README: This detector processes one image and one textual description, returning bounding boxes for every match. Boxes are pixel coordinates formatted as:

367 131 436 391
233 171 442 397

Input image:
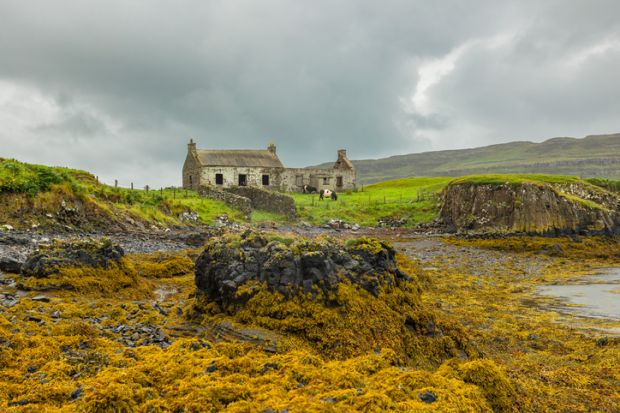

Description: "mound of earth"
440 180 620 235
193 231 475 365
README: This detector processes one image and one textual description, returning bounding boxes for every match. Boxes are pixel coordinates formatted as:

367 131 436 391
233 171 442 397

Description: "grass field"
290 177 452 226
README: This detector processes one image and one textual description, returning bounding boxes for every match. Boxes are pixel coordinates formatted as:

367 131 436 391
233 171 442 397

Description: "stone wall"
198 186 252 218
182 152 203 190
199 166 285 190
224 187 297 220
280 167 357 192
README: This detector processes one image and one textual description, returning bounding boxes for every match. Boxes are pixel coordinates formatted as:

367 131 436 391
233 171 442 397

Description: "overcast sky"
1 1 619 187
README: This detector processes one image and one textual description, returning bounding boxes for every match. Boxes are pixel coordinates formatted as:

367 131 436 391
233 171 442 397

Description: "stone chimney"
338 149 347 160
268 143 277 155
188 138 196 153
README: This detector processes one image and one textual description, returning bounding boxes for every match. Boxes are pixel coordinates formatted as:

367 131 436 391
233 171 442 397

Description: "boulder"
21 239 124 278
195 230 408 311
0 249 26 273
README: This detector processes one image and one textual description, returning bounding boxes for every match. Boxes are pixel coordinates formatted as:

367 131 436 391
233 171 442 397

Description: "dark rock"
0 249 26 273
418 391 437 403
27 365 38 373
0 293 19 308
596 337 609 347
68 386 84 401
153 302 168 316
261 362 279 374
206 362 217 373
8 399 31 407
21 238 124 278
195 231 407 311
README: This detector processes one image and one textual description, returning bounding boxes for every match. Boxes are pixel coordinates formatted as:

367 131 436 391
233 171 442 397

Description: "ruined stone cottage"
182 139 356 192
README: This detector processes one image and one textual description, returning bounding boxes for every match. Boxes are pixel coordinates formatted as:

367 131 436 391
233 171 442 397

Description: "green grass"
251 209 289 223
586 177 620 193
449 174 586 186
0 158 76 195
0 158 244 226
290 177 452 226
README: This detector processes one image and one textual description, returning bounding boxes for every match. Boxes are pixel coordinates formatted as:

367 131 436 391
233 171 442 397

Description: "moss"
19 260 143 294
439 359 516 412
128 251 196 278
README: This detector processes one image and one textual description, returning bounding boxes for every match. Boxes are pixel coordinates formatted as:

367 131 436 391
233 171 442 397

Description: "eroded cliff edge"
439 177 620 235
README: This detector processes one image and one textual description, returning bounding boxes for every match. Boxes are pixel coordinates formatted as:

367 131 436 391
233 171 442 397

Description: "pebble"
419 391 437 403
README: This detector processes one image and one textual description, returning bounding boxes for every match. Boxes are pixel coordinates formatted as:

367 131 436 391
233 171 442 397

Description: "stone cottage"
182 139 356 192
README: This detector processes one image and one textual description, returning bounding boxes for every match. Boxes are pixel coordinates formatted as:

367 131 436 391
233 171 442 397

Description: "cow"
319 189 338 201
303 185 318 194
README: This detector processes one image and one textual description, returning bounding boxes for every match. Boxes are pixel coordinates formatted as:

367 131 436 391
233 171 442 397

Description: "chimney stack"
188 138 196 153
338 149 347 159
268 142 276 155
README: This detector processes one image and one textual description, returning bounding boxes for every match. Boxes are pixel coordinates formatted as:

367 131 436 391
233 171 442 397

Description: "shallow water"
537 268 620 321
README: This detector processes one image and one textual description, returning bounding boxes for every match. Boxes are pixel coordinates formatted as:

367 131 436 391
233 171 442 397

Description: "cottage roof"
196 149 284 168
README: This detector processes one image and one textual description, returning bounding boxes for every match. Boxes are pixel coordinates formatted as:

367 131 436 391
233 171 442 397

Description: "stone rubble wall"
198 186 252 218
224 187 297 220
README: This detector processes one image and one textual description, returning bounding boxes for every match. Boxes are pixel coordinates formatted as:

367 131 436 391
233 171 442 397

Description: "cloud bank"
1 0 619 186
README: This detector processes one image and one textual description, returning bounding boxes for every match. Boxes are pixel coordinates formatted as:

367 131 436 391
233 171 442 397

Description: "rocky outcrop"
21 239 125 278
440 182 620 235
195 230 408 311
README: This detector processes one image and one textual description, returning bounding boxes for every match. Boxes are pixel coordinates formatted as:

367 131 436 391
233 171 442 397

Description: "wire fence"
295 190 439 209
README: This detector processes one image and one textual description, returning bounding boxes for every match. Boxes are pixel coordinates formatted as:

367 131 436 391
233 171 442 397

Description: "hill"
316 133 620 184
0 158 245 231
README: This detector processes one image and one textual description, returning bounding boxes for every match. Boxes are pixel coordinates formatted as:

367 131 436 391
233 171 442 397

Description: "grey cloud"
0 0 618 186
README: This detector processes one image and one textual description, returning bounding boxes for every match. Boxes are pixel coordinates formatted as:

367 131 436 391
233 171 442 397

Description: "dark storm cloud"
0 0 618 186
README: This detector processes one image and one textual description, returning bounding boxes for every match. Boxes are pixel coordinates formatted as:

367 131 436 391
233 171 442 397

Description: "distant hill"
314 133 620 184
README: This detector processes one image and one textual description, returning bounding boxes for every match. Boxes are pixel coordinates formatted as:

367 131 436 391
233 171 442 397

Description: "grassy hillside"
321 133 620 184
3 157 617 230
0 158 244 230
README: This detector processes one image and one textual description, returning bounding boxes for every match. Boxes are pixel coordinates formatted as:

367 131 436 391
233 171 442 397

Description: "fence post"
114 179 118 188
145 185 149 193
131 182 134 190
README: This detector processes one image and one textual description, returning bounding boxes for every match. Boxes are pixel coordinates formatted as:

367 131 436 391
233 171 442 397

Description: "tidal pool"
537 268 620 321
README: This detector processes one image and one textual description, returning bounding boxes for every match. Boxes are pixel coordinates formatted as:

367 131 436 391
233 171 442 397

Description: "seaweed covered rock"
21 239 124 278
195 230 408 310
193 231 474 364
18 239 137 293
